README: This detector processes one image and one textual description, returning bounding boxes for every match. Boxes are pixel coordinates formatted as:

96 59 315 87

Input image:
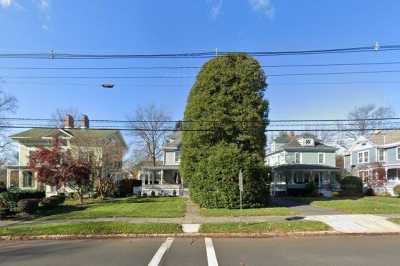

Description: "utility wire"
2 61 400 70
1 44 400 60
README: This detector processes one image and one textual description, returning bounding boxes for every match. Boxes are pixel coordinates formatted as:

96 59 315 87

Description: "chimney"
64 115 74 129
80 114 89 129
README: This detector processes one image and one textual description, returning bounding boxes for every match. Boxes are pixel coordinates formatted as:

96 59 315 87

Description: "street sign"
239 170 243 192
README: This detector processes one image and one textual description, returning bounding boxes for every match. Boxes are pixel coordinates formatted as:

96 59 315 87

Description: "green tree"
181 53 269 208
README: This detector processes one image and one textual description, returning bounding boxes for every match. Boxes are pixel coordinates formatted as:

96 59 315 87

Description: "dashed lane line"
205 238 219 266
148 238 174 266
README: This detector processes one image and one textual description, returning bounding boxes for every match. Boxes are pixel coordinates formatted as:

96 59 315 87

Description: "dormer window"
300 138 314 146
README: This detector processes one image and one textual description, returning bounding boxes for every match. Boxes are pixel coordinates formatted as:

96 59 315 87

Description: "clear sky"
0 0 399 125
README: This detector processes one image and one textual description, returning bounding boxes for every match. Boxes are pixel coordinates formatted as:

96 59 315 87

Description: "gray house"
266 133 340 197
138 131 184 196
344 130 400 195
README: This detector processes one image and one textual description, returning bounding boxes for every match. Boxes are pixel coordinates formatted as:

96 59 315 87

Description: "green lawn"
389 218 400 225
0 222 182 236
36 197 186 220
200 221 330 233
309 196 400 214
200 207 297 217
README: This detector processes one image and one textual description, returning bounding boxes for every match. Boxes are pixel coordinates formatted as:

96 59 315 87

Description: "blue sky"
0 0 399 125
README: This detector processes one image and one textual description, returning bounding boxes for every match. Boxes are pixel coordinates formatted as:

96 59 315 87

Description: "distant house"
138 131 184 196
266 132 340 197
6 115 127 196
344 130 400 195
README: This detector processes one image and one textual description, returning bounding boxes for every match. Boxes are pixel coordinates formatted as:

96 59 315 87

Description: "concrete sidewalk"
306 214 400 233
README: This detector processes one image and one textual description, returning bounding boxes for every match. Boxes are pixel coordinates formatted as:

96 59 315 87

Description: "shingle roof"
164 131 181 149
272 133 336 152
11 128 121 142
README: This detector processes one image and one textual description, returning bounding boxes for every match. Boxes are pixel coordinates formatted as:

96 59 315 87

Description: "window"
358 151 369 163
318 153 325 164
377 149 385 162
22 171 33 187
175 151 180 163
295 153 301 164
397 147 400 160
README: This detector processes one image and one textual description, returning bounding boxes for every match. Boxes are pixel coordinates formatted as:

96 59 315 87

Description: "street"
0 235 399 266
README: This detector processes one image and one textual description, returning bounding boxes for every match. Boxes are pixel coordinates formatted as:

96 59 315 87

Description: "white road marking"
148 237 174 266
205 238 219 266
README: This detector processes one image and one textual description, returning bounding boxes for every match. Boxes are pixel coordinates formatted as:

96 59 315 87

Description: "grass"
35 197 186 220
305 196 400 214
0 222 182 236
200 207 297 217
200 221 331 233
389 218 400 225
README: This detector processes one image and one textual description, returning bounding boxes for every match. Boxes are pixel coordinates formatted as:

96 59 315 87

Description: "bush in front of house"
189 143 270 208
340 176 363 196
115 178 141 197
17 198 40 214
0 181 7 193
393 185 400 197
6 190 45 201
41 194 66 208
181 54 269 209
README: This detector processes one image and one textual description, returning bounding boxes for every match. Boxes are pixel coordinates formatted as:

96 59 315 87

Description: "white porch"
139 165 184 196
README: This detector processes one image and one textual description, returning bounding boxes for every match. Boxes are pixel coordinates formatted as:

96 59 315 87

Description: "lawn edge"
3 231 400 240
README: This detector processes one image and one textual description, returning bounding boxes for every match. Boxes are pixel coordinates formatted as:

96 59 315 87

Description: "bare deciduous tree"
128 105 171 174
341 104 396 141
0 90 17 161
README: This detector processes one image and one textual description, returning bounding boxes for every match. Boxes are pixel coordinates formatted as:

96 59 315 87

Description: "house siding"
285 151 335 167
386 146 399 164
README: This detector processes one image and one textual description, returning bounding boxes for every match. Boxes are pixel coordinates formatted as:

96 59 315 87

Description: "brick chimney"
64 115 74 129
80 114 89 129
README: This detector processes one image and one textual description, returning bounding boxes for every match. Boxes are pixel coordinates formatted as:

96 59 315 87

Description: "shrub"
340 176 363 196
364 187 375 196
0 207 10 218
6 190 45 201
17 198 40 214
393 185 400 197
189 143 269 208
172 190 177 197
0 181 6 193
150 191 156 197
181 54 269 208
115 178 139 197
41 195 66 208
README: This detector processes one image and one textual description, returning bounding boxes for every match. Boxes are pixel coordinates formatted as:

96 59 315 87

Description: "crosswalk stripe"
205 238 219 266
148 237 174 266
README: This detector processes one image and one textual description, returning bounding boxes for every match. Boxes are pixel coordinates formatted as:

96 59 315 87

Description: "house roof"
272 133 336 153
272 164 340 171
164 131 181 149
10 128 127 148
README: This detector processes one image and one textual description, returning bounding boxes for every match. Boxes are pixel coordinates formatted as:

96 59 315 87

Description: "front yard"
200 207 297 217
0 222 182 236
288 196 400 214
35 197 186 220
200 221 330 233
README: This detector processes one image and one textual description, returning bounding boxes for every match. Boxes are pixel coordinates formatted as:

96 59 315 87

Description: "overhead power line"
3 69 400 80
1 44 400 60
2 61 400 70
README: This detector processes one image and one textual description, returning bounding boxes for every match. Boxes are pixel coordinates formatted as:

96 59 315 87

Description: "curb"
2 230 400 241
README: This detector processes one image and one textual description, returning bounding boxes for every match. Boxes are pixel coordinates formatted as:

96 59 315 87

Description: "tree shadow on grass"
33 205 87 220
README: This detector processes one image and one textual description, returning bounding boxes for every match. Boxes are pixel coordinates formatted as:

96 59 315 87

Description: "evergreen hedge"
181 54 270 208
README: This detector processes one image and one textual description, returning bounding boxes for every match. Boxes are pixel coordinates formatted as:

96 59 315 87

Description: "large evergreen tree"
181 54 269 208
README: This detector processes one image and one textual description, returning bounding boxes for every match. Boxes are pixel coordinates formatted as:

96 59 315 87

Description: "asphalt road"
0 236 399 266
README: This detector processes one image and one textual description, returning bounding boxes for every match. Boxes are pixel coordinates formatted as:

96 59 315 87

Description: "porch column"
18 170 23 188
6 169 10 189
160 169 164 185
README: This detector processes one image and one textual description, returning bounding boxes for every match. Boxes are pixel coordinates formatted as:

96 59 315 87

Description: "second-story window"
358 151 369 163
175 151 180 163
377 149 385 162
318 153 325 164
295 152 301 164
397 147 400 160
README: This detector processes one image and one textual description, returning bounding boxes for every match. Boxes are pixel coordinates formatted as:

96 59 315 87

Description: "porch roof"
140 165 179 171
272 164 340 172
